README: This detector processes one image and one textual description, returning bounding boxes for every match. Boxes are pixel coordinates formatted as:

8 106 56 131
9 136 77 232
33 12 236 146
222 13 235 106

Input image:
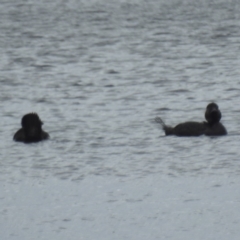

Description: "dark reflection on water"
0 0 240 182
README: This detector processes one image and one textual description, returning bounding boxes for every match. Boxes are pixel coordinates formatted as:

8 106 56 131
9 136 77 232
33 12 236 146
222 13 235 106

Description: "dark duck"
13 113 49 143
155 103 227 136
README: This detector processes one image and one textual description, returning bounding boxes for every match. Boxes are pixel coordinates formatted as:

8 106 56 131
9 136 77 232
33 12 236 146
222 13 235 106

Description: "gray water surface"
1 0 240 239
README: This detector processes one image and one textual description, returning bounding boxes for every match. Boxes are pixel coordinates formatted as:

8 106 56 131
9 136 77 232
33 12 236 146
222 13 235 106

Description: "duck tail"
155 117 173 135
155 117 166 127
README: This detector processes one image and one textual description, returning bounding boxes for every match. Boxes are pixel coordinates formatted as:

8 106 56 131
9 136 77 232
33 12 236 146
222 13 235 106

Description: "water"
1 0 240 239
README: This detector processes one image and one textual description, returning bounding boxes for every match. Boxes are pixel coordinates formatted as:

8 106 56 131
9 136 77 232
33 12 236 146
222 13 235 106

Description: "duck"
13 113 49 143
155 102 227 137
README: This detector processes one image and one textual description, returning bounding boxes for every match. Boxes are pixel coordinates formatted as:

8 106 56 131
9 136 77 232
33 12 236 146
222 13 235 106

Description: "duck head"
205 103 221 125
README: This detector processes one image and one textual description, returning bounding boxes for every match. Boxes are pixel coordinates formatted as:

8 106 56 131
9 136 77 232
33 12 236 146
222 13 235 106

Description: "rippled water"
1 0 240 239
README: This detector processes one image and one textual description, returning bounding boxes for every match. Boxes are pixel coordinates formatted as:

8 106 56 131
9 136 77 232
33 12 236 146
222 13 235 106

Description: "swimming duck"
155 103 227 136
13 113 49 143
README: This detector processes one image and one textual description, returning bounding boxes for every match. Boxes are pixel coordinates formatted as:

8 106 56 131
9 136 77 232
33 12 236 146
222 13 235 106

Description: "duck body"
163 121 207 136
13 128 49 143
